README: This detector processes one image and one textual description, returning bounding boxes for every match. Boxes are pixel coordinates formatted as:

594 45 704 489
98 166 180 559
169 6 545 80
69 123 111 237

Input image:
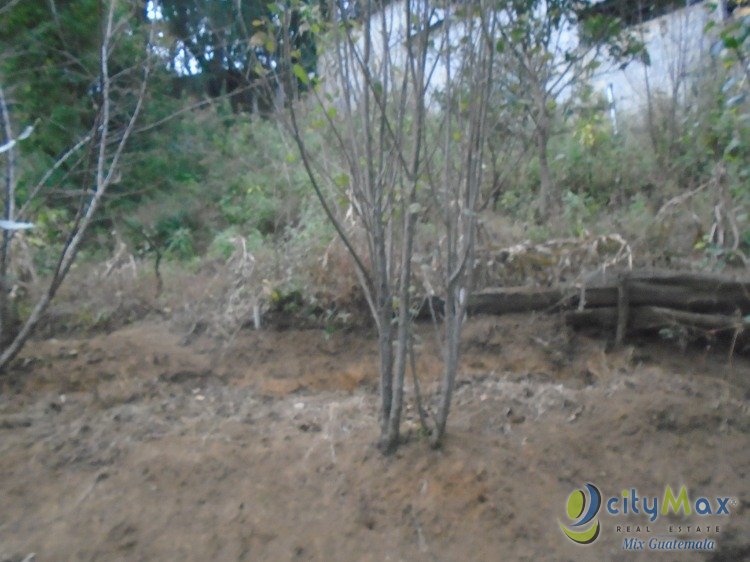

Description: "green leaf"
292 63 309 85
334 173 349 188
722 33 741 50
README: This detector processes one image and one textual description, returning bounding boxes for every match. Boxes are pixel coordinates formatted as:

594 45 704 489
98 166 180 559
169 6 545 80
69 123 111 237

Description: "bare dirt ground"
0 314 748 562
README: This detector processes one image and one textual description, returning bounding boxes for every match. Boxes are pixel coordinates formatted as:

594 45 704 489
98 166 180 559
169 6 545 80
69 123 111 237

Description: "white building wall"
342 1 719 113
590 1 716 111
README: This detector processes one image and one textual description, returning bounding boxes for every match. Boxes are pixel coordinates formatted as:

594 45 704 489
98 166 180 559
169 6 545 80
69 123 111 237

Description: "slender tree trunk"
536 118 553 220
432 284 461 446
373 205 394 436
640 26 666 180
383 206 417 452
377 302 393 435
0 85 15 345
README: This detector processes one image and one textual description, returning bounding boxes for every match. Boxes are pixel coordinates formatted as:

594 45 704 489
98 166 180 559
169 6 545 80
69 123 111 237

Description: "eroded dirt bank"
1 315 748 561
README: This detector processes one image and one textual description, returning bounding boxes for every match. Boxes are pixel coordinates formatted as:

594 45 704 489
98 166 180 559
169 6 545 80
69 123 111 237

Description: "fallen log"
627 269 750 290
466 287 566 315
417 272 750 319
565 306 750 335
625 281 750 314
416 286 615 319
416 289 555 319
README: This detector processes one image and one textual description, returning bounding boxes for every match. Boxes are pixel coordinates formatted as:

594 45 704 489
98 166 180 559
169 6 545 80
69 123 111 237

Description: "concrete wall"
590 1 716 111
326 1 718 114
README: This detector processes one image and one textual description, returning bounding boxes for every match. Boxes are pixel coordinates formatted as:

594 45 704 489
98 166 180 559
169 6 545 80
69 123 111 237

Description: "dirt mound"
0 317 748 561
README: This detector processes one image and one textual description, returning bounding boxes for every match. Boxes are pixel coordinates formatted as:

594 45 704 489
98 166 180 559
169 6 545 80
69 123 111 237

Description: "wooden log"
417 270 750 320
466 287 565 314
627 281 750 314
566 306 750 334
580 273 750 313
627 269 750 289
415 286 615 319
416 288 561 319
615 274 630 347
566 286 618 308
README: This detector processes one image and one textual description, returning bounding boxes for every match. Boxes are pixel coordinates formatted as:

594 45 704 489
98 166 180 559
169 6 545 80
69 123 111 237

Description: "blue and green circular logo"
559 483 601 545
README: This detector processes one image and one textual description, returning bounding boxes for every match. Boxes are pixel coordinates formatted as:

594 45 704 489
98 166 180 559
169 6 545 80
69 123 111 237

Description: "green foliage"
484 0 647 218
219 181 277 234
2 0 748 330
0 0 99 150
561 190 598 236
164 226 194 259
0 0 149 161
492 0 645 101
209 227 242 260
0 0 154 276
270 287 304 313
155 0 319 112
